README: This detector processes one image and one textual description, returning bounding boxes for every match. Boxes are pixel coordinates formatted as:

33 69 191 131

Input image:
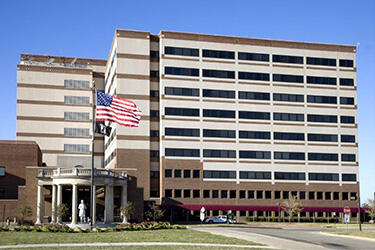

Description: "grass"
327 231 375 239
7 247 268 250
0 229 261 246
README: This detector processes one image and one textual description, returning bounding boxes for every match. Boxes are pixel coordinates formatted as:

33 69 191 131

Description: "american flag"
96 91 142 127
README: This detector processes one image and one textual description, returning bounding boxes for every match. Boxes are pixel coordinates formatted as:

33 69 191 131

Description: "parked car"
204 215 237 224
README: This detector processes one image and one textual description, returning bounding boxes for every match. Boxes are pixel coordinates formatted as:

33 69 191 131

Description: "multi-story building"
15 29 360 221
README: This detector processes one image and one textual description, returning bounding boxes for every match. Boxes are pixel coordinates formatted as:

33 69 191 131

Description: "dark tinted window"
307 114 337 123
340 97 355 105
238 72 269 81
340 78 354 86
150 90 159 97
239 131 270 140
165 87 199 97
203 170 236 179
203 129 235 138
273 74 304 83
339 59 354 67
341 135 355 143
165 128 200 137
203 149 236 158
239 91 270 100
275 172 305 180
238 52 269 62
274 152 305 160
150 150 159 157
203 109 235 118
341 116 355 124
165 66 199 76
150 50 159 58
165 148 200 157
150 110 159 117
273 93 304 102
308 133 338 142
309 173 339 181
203 89 235 98
274 132 304 141
342 154 356 162
307 57 336 66
239 111 270 120
274 112 304 121
165 107 199 117
203 49 234 59
239 151 271 159
165 46 199 57
165 169 172 177
307 95 337 104
239 171 271 179
342 174 356 182
174 169 181 178
184 170 191 178
273 55 303 64
307 76 336 85
150 70 159 77
203 69 235 79
308 153 338 161
193 170 200 178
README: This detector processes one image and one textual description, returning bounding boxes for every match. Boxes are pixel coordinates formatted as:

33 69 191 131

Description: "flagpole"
90 81 96 227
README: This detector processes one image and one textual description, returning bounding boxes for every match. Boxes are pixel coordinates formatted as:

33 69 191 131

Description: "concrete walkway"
0 242 275 249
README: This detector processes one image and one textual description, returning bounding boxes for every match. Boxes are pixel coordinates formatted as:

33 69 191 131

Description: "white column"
121 184 127 223
104 185 114 224
35 185 43 224
57 185 62 223
51 185 57 224
72 184 78 224
92 185 96 224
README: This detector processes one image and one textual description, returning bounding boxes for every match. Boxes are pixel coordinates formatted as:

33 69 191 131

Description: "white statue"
78 200 87 223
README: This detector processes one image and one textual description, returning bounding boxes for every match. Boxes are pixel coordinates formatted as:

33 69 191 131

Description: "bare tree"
282 196 302 223
120 202 135 224
19 206 32 225
363 199 375 223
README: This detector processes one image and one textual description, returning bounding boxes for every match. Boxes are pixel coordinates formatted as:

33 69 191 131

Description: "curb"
319 232 375 242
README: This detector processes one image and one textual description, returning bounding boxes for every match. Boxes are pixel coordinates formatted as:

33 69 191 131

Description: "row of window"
64 96 90 105
164 188 357 201
165 148 356 162
165 67 355 86
64 79 90 90
64 144 89 153
64 128 89 137
164 46 354 67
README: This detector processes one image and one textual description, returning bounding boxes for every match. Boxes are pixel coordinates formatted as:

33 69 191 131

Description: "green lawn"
327 231 375 239
7 247 268 250
0 229 261 246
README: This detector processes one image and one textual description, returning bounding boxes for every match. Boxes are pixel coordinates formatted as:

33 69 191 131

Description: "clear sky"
0 0 374 202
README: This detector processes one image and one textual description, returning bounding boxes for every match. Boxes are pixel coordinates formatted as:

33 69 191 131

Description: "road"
192 226 375 250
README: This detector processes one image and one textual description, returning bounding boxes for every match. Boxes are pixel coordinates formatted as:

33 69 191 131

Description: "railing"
38 168 127 179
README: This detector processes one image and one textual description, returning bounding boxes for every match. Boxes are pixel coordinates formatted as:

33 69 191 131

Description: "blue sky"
0 0 374 202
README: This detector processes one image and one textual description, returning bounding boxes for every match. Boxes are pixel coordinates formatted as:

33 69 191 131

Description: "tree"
282 196 302 223
19 206 32 225
120 202 135 224
57 203 69 223
363 199 375 223
145 203 165 221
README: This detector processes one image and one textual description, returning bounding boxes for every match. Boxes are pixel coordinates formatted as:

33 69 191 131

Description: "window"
240 190 246 199
307 114 337 123
273 74 304 83
203 69 235 79
203 89 235 99
174 169 181 178
340 78 354 86
203 129 235 138
64 144 89 153
341 116 355 124
238 71 269 81
275 191 281 199
308 153 338 161
308 133 338 142
239 111 270 120
274 172 306 180
174 189 182 198
150 150 159 157
203 170 236 179
307 57 336 66
165 107 199 117
341 135 355 143
184 189 191 198
150 110 159 117
283 191 289 199
230 190 236 199
307 76 336 85
238 52 269 61
257 191 263 199
342 192 349 200
309 173 339 181
150 171 159 178
340 97 355 105
248 190 255 199
184 170 191 178
193 170 200 178
317 192 323 200
307 95 337 104
150 50 159 58
274 132 304 141
165 189 172 198
0 167 5 176
300 191 306 200
309 192 315 200
64 96 90 105
333 192 339 200
150 130 159 137
165 87 199 97
274 152 305 160
165 148 200 157
239 91 270 100
239 131 270 140
193 190 200 198
203 49 234 59
273 55 303 64
64 112 90 121
165 169 172 178
265 191 272 199
342 173 356 182
239 151 271 159
325 192 331 200
150 90 159 97
203 109 235 118
273 93 304 102
212 190 219 198
64 128 89 137
239 171 271 179
165 66 199 77
221 190 228 198
165 46 199 57
150 70 159 77
64 79 90 89
273 112 304 122
339 59 354 67
342 154 356 162
203 150 236 158
203 190 210 198
165 128 200 137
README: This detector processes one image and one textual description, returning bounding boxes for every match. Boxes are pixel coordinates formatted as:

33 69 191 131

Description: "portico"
36 167 127 225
